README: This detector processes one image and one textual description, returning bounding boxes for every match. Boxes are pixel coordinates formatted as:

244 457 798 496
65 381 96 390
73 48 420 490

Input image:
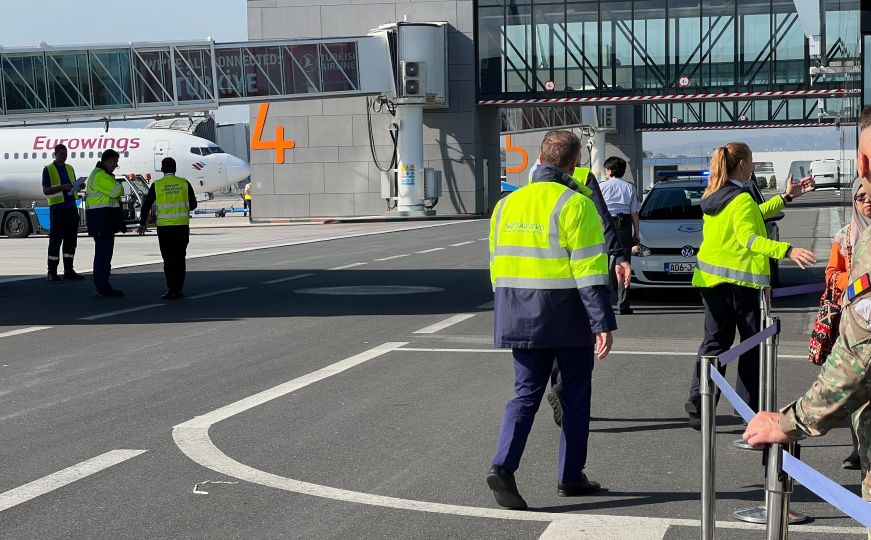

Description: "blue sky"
0 0 249 123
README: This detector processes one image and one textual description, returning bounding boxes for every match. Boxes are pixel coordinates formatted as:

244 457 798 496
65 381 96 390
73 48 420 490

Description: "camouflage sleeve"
779 331 871 440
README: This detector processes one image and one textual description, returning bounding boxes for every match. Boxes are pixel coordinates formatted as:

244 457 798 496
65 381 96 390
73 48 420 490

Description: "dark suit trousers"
492 347 594 484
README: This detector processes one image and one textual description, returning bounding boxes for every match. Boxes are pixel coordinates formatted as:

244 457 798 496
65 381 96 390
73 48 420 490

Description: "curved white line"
171 343 866 535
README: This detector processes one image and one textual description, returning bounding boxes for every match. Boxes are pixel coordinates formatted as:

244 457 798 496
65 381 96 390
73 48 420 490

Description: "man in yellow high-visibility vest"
42 143 85 281
85 149 125 297
137 158 198 299
486 130 616 509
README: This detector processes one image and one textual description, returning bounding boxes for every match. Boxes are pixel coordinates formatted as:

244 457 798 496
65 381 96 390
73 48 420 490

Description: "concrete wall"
247 0 501 218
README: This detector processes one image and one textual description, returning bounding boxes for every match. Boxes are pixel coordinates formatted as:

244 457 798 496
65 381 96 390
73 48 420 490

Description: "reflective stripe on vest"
45 163 75 206
696 260 770 286
155 175 191 226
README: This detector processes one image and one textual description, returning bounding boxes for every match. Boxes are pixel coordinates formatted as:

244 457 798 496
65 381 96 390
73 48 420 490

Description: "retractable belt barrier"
699 284 871 539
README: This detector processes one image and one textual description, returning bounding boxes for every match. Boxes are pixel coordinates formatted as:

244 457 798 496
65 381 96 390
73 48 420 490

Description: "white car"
631 172 782 289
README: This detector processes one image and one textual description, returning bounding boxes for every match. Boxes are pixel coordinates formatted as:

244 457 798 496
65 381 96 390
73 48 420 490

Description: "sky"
0 0 249 123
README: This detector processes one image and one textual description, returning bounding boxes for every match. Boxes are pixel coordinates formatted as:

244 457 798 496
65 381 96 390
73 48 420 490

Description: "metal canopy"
0 36 392 124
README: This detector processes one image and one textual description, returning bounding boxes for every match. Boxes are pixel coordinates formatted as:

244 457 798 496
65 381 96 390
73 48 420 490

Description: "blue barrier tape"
708 366 755 422
708 365 871 528
717 324 778 367
772 282 826 298
782 452 871 527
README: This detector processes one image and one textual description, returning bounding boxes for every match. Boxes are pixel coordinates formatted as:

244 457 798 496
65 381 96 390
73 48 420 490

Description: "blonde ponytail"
703 142 751 198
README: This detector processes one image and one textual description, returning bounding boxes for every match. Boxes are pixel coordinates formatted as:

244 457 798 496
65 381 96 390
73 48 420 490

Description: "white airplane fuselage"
0 127 251 205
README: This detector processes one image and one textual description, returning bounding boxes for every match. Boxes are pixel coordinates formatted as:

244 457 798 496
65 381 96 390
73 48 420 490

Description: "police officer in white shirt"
599 156 640 314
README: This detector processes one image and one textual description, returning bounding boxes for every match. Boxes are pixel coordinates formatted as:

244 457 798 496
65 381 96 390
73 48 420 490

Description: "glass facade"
638 98 829 128
477 0 861 100
0 40 362 120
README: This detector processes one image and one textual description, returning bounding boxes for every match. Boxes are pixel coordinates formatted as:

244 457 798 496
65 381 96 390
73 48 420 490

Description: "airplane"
0 127 251 205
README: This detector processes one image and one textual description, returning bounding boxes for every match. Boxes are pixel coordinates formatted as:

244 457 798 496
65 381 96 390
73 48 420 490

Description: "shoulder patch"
846 273 871 303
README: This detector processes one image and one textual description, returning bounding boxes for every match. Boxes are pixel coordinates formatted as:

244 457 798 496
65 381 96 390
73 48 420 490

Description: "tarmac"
0 190 867 539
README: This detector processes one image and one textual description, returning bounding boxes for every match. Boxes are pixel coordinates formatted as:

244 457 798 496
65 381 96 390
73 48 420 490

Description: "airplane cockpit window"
207 146 225 154
190 147 202 156
191 146 227 156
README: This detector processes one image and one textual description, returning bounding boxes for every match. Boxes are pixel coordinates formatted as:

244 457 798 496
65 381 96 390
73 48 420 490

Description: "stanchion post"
700 355 718 540
765 441 797 540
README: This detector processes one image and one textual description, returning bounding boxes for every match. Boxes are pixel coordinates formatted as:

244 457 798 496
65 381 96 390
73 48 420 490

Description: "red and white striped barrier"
640 122 850 131
479 88 861 106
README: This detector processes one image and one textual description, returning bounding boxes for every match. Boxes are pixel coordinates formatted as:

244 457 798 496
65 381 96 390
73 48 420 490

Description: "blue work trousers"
492 346 594 485
92 233 116 292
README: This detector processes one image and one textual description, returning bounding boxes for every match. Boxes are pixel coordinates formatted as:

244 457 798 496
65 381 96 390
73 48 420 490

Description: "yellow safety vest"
45 163 76 206
570 167 594 196
693 192 789 289
490 181 608 290
154 175 191 226
85 167 123 210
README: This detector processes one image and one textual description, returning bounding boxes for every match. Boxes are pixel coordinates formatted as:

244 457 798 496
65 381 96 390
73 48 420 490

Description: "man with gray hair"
487 129 616 509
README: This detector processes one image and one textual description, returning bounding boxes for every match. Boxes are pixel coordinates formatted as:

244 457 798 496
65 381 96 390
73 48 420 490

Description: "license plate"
664 262 696 274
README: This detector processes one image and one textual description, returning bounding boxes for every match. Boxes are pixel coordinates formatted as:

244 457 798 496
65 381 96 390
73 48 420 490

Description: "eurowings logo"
192 161 206 171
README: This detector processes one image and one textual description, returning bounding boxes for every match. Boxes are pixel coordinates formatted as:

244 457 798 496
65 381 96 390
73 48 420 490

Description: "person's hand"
788 247 816 269
595 332 612 360
614 261 631 288
742 411 790 449
137 225 147 236
786 174 815 198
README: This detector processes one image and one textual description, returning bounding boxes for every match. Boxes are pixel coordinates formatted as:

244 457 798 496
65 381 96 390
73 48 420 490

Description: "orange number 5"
504 134 528 174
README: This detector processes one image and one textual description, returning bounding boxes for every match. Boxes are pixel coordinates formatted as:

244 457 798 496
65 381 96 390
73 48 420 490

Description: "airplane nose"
227 156 251 183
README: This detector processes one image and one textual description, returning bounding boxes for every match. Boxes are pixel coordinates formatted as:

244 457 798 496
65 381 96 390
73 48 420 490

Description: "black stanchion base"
733 506 810 524
732 439 762 451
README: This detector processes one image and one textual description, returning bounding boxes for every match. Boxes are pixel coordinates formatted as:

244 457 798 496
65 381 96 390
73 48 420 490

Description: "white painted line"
393 347 808 359
539 518 669 540
449 241 475 247
189 287 249 300
476 301 494 309
175 342 406 429
478 237 488 241
0 221 482 285
413 314 477 334
0 326 51 339
171 341 863 536
262 273 315 285
830 207 843 237
416 248 445 254
374 254 410 262
0 449 147 513
328 262 367 271
78 304 164 321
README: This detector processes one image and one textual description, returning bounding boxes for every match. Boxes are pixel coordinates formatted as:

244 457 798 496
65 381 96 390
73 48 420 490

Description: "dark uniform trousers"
47 205 79 274
493 346 594 484
92 233 115 292
610 214 634 311
689 283 761 412
157 225 190 294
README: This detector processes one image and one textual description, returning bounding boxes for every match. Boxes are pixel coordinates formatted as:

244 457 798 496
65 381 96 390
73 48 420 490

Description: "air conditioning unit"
400 60 424 97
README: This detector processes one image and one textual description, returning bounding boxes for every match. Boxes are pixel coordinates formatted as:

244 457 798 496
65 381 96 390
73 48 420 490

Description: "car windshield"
640 185 705 220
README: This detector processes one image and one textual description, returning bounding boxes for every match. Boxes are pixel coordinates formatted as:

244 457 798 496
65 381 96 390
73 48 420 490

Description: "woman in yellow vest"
685 142 816 429
137 158 198 299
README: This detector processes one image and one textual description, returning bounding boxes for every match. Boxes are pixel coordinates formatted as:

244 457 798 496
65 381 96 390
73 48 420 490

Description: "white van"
810 159 844 189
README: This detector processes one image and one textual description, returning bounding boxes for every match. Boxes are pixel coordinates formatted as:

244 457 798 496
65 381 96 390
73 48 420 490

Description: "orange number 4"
252 103 296 164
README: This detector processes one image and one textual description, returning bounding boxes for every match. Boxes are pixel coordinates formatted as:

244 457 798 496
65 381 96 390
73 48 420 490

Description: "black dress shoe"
96 288 123 297
558 473 601 496
486 466 527 510
843 452 861 470
63 271 85 281
47 272 62 282
685 399 701 431
546 389 563 427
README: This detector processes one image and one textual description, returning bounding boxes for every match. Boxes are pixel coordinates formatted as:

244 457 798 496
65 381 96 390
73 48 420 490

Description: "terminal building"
246 0 861 218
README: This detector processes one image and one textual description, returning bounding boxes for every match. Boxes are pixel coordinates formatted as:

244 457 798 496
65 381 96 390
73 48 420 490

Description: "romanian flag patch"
846 273 871 302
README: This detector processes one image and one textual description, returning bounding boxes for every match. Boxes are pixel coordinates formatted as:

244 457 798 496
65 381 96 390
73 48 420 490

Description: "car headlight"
632 244 652 257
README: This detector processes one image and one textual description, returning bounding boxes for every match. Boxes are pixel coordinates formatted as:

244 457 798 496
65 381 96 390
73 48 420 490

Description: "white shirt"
599 177 640 216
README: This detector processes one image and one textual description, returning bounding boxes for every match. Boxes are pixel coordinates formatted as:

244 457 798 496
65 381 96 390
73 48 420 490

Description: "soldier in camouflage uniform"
743 107 871 530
